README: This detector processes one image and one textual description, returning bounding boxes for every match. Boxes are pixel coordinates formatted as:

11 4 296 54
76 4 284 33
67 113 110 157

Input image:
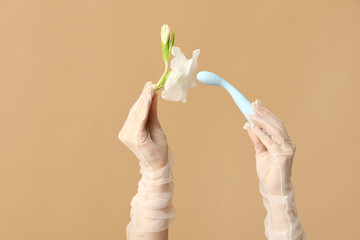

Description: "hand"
244 99 296 196
118 81 168 172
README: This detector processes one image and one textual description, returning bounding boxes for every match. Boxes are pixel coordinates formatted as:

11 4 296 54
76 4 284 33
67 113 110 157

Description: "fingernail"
143 82 150 92
243 122 250 130
251 101 256 108
152 84 157 92
254 100 263 110
255 99 262 105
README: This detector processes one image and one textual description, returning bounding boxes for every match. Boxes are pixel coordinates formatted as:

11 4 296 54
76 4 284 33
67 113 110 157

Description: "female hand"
119 82 175 240
118 81 168 171
244 99 296 196
244 100 307 240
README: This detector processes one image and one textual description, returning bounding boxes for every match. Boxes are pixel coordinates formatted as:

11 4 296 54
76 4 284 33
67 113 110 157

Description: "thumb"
147 92 167 146
148 91 160 125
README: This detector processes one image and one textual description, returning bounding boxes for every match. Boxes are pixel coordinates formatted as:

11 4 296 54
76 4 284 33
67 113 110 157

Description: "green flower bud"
161 24 170 45
156 24 175 90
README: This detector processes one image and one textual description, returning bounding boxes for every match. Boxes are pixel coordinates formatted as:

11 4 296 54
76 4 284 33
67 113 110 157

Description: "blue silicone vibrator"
196 71 255 123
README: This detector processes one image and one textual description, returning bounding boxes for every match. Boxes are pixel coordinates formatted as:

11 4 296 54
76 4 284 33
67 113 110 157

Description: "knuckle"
136 132 147 145
118 133 125 143
286 141 296 153
118 128 127 143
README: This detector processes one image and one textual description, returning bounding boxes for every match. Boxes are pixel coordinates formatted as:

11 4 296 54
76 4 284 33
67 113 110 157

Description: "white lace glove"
244 99 307 240
119 81 175 240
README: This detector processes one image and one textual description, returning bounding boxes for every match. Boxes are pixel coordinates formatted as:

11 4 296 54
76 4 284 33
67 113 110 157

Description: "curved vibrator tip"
196 70 255 123
196 71 224 86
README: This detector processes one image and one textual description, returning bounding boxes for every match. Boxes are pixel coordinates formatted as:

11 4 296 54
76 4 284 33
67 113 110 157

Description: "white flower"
161 47 200 103
161 24 171 45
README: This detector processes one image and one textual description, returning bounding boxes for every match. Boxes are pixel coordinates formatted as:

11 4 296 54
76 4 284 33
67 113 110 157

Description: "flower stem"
156 61 168 90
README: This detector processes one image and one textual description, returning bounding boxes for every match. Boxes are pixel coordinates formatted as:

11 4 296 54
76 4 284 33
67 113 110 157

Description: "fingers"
243 122 267 153
128 82 156 145
148 91 159 125
252 99 289 138
123 81 156 136
126 81 152 119
147 92 168 146
133 81 153 121
138 83 157 130
250 121 276 150
248 113 285 146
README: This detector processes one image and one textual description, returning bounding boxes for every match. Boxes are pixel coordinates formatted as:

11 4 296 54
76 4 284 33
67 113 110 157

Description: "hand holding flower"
118 81 168 171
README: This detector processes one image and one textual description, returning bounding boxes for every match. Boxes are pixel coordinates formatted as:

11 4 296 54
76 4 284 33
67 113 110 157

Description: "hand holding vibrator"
196 71 255 123
244 100 307 239
196 72 307 239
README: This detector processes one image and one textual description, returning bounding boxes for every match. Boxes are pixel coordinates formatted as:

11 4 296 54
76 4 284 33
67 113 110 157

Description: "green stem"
156 61 168 90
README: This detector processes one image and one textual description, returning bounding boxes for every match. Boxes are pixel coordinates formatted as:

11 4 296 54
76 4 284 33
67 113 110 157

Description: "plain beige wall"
1 0 360 239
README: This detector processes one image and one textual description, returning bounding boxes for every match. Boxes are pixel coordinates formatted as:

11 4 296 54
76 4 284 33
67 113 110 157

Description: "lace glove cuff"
260 181 307 240
126 148 176 240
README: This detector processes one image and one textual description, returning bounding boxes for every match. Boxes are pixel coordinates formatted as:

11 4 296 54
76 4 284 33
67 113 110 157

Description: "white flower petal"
170 47 188 74
161 84 186 103
163 70 182 90
189 49 200 75
161 47 200 103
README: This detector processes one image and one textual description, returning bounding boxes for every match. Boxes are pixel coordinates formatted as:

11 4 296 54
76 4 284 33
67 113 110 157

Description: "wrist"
265 180 293 196
151 158 169 171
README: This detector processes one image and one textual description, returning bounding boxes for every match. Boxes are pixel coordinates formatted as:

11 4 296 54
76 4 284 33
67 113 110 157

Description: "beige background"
1 0 360 239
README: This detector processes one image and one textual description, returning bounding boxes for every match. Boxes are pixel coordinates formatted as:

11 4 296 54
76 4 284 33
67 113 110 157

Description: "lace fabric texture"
253 134 307 240
260 181 307 240
126 148 176 240
245 99 307 240
254 142 307 240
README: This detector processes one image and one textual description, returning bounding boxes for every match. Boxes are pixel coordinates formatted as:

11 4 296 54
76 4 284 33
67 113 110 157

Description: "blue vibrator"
196 71 255 123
